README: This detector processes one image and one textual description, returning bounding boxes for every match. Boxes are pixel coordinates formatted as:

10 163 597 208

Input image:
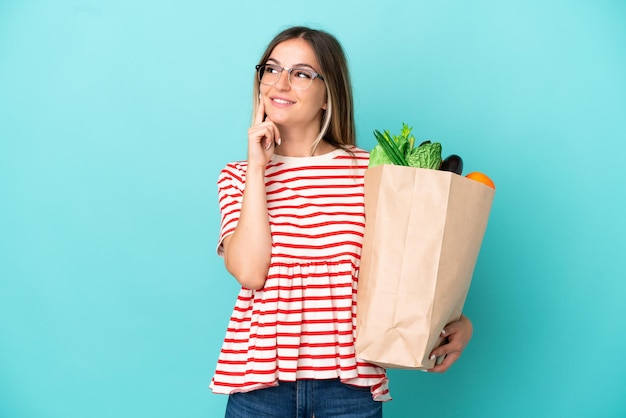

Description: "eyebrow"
266 58 318 71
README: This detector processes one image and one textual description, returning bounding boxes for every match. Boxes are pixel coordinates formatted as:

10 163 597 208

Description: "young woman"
210 26 473 418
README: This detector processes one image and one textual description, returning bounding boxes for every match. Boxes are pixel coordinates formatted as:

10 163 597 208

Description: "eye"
265 64 281 74
293 69 313 79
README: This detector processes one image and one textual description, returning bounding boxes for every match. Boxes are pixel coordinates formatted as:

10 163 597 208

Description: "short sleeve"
216 162 246 257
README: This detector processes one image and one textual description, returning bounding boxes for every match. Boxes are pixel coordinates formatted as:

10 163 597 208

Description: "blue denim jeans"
224 379 383 418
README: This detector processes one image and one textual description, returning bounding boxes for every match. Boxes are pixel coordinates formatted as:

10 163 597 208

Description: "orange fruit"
465 172 495 189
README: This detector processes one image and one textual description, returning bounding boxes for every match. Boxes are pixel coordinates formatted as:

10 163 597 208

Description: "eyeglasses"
255 64 325 90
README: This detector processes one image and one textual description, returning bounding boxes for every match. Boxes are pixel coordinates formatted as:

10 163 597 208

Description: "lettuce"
369 123 442 169
369 144 393 167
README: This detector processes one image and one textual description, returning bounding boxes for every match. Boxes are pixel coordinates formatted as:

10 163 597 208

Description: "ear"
321 102 327 110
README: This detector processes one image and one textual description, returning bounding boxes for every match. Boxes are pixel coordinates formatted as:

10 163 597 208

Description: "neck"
274 125 333 157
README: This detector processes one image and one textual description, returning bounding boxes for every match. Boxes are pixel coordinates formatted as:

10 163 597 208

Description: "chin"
266 114 289 125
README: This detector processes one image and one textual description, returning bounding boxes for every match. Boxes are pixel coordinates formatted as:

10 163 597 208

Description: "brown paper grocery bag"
355 164 494 369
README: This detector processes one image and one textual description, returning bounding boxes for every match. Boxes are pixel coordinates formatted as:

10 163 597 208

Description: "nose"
274 69 291 90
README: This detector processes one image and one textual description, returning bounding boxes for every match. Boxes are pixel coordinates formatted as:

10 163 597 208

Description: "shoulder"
347 145 370 157
218 160 248 186
336 146 371 171
222 160 248 172
336 146 370 162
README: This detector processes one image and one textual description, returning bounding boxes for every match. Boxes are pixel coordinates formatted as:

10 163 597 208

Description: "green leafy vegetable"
369 143 393 166
407 141 442 169
372 129 409 166
369 123 443 169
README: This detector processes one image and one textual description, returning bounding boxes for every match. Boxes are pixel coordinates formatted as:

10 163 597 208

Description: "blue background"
1 1 625 417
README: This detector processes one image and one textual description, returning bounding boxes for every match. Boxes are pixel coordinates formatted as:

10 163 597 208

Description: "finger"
443 325 471 351
254 95 265 126
271 123 282 146
428 335 464 361
428 337 450 360
263 128 274 150
442 321 461 336
264 125 280 150
261 116 282 147
428 351 460 373
256 125 274 149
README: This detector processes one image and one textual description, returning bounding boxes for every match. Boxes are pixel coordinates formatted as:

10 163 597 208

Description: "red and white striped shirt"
210 147 390 401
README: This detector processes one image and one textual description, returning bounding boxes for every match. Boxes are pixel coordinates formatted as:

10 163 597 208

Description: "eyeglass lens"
258 64 316 90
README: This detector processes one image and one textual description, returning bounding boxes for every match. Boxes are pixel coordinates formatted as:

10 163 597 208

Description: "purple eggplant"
439 154 463 175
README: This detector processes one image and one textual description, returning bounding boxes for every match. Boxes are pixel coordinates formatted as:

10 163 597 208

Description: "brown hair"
252 26 355 152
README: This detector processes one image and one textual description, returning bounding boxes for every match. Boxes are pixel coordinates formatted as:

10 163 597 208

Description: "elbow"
222 235 271 290
225 258 269 290
236 271 267 290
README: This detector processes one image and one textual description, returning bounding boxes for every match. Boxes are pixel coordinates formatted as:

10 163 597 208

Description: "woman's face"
259 38 327 132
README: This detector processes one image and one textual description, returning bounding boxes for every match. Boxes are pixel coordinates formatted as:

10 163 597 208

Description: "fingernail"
277 137 282 145
441 329 446 335
429 354 436 361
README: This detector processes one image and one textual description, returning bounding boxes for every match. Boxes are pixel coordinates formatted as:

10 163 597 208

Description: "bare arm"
222 98 281 290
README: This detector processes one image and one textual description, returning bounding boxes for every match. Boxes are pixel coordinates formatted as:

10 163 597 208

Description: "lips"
271 97 295 105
